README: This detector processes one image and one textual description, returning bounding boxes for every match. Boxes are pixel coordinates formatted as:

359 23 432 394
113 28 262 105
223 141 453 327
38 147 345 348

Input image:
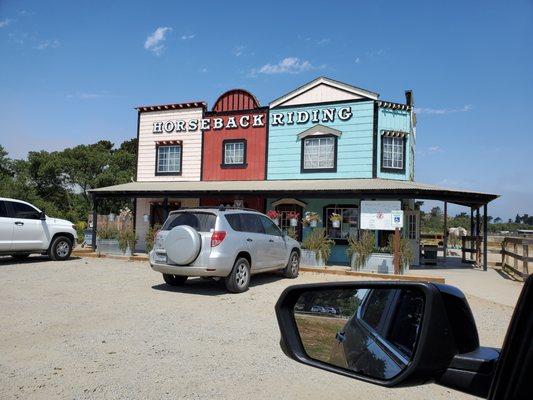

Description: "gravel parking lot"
0 256 515 400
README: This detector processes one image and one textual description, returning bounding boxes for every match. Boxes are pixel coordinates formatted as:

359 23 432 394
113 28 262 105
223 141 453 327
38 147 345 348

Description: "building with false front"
91 77 497 267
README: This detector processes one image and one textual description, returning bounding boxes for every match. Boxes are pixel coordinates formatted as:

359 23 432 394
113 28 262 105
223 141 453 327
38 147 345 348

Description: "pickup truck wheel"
49 236 73 261
225 257 251 293
283 251 300 279
11 253 30 260
163 274 188 286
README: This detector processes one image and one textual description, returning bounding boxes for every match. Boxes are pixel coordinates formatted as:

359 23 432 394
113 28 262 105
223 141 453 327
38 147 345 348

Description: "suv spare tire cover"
164 225 201 265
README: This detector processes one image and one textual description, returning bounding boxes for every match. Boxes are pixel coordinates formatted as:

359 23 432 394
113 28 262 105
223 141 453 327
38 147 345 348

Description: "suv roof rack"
171 206 260 212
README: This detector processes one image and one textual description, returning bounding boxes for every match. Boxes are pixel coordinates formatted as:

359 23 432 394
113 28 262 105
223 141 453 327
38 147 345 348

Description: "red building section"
201 89 268 181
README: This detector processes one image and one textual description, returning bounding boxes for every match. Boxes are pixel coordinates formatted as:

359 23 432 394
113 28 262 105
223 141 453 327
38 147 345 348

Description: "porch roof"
90 178 498 207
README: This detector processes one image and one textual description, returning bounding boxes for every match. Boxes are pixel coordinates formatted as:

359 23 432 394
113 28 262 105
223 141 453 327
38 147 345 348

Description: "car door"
239 213 269 269
7 201 47 251
0 201 14 251
259 215 287 267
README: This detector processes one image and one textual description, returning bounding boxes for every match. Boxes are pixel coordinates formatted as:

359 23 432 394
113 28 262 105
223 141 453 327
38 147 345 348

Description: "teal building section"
267 101 374 180
266 197 360 265
376 107 415 181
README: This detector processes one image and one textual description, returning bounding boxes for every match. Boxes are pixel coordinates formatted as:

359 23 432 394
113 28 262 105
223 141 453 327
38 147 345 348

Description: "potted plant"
346 231 375 271
286 211 300 227
386 235 414 274
266 210 281 226
145 224 161 253
330 213 342 228
118 228 137 256
96 225 121 255
302 211 321 228
301 228 334 267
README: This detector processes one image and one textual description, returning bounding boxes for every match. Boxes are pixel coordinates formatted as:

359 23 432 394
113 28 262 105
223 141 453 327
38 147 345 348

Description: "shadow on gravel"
0 255 81 266
151 273 286 296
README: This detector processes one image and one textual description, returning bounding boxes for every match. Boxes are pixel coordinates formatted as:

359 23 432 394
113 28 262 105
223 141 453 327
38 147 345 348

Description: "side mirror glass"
294 287 424 380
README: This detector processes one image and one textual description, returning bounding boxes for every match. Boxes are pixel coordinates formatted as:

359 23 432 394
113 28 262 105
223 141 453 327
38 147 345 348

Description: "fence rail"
501 237 532 279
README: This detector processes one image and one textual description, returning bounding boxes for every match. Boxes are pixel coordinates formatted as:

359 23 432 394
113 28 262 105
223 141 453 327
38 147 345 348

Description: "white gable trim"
297 124 342 140
271 198 307 208
270 77 379 108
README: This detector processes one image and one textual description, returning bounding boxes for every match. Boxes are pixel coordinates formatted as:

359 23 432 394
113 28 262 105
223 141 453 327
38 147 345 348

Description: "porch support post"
443 201 448 261
483 204 488 271
476 208 481 267
163 197 169 221
91 195 98 250
470 207 475 260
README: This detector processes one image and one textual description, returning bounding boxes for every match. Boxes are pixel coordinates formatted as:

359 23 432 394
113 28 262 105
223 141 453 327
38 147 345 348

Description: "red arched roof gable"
212 89 261 112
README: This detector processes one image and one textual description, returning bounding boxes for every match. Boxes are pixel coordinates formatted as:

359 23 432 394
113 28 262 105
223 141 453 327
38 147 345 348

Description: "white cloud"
200 67 208 73
180 33 196 40
0 18 12 28
317 38 330 45
415 104 472 115
35 39 60 50
233 45 245 57
66 91 111 99
255 57 317 75
355 57 360 64
144 27 172 55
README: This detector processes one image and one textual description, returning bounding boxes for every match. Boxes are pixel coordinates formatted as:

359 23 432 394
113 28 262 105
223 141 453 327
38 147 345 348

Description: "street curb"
300 266 446 284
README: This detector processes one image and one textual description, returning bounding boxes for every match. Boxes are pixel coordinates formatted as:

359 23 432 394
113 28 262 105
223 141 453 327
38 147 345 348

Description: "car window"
240 214 264 234
259 215 282 236
361 289 396 332
162 212 216 232
225 214 243 232
9 201 41 220
386 289 424 358
0 201 8 218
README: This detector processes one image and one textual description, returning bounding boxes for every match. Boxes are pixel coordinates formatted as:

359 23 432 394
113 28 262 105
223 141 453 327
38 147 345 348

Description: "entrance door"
275 204 303 241
404 210 420 266
151 202 181 227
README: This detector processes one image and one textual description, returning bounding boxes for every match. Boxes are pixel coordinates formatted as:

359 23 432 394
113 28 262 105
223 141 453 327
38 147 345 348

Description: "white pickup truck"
0 197 77 261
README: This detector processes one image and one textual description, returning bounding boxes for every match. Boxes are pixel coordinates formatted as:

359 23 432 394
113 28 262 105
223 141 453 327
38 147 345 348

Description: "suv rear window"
161 212 216 232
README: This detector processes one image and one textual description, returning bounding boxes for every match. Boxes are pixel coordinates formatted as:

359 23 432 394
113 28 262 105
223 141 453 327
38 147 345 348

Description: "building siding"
137 108 204 182
267 101 374 180
202 110 267 181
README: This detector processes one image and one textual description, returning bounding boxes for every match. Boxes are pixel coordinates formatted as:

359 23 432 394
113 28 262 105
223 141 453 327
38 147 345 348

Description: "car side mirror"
276 282 499 397
39 210 46 220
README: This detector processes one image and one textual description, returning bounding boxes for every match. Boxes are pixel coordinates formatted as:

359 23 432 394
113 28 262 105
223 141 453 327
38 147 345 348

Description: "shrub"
346 231 375 271
145 224 161 252
75 221 87 243
286 226 298 240
118 228 136 254
387 235 414 274
302 228 334 262
97 225 119 240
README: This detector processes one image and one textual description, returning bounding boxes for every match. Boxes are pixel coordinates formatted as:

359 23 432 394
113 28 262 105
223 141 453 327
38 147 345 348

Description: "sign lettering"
152 114 266 133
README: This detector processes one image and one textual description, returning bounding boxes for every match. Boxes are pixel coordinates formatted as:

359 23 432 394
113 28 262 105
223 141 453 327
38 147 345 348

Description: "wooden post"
470 208 475 260
443 201 448 261
393 228 401 275
501 239 506 269
162 197 169 222
523 241 529 275
476 208 481 266
91 195 98 250
514 242 519 270
483 204 488 271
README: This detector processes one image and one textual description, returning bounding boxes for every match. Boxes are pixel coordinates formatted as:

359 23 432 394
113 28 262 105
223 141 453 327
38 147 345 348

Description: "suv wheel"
49 236 73 261
283 251 300 279
11 253 31 260
225 257 251 293
163 274 188 286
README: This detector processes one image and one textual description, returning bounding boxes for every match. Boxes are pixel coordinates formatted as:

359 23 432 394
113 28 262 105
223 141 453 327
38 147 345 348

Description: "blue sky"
0 0 531 219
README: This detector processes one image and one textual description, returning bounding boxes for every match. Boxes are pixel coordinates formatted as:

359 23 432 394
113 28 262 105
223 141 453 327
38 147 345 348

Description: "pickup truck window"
9 201 41 220
0 201 8 217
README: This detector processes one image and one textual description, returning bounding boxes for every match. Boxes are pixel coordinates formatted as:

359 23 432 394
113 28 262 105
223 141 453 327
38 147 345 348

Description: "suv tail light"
211 231 227 247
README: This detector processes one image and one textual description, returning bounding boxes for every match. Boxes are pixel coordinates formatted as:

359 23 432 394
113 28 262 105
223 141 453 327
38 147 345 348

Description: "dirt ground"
0 256 515 400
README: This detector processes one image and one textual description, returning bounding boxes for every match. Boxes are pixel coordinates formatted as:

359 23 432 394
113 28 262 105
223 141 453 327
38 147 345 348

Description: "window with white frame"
302 136 336 170
156 144 181 174
223 140 246 165
382 136 405 170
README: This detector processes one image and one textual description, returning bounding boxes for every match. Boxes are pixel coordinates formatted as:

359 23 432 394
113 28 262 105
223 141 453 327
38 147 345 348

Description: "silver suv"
149 207 301 293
